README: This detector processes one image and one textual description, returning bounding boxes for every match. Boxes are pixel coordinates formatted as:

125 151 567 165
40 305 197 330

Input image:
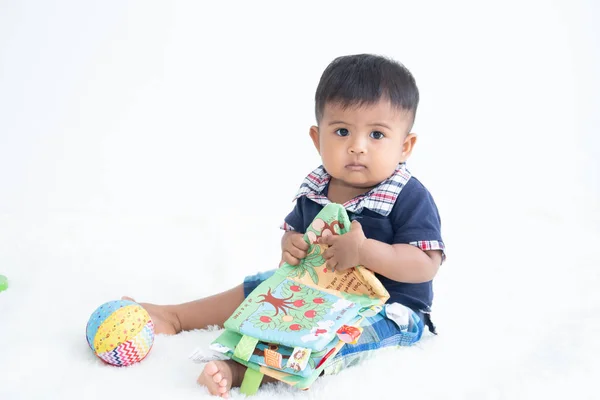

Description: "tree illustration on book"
249 280 333 332
288 244 325 284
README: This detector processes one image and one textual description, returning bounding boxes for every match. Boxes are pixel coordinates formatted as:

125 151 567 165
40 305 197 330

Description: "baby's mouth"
345 163 367 171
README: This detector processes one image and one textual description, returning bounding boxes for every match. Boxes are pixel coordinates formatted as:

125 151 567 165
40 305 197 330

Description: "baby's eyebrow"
328 120 349 126
327 120 392 130
368 123 392 130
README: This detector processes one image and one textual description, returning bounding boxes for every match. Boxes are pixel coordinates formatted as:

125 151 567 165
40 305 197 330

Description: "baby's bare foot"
197 360 246 398
121 296 181 335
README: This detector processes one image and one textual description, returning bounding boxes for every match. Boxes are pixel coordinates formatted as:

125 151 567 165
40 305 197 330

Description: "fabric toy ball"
86 299 155 366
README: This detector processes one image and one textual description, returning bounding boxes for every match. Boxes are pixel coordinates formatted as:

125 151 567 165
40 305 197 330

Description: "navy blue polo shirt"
282 165 445 314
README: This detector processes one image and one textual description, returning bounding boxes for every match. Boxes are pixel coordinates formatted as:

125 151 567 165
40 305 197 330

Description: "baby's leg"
123 284 245 334
322 307 425 376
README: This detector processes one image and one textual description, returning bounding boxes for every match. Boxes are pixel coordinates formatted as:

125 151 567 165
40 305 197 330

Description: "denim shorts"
242 269 425 376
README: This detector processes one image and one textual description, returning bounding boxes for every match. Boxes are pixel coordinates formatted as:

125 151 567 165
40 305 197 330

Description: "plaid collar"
294 163 412 216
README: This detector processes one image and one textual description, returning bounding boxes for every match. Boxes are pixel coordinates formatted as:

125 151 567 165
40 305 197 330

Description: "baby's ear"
309 126 320 154
401 133 417 160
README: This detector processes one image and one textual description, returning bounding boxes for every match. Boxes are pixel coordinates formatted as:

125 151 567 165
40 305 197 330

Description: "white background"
1 1 599 399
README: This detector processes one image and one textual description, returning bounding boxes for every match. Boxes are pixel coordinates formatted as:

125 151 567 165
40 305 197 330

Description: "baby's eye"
370 131 385 139
335 128 349 137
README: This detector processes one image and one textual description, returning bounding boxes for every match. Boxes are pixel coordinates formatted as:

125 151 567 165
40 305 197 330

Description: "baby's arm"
318 221 442 283
359 240 442 283
279 197 309 266
367 178 445 283
320 179 445 283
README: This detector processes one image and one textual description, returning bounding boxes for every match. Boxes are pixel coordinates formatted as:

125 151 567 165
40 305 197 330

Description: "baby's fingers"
291 235 309 251
285 245 307 260
325 258 338 272
282 251 301 266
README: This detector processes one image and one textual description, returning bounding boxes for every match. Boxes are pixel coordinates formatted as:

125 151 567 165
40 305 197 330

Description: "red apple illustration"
313 298 325 304
293 299 305 307
260 316 272 323
290 324 301 331
304 310 317 318
290 285 301 292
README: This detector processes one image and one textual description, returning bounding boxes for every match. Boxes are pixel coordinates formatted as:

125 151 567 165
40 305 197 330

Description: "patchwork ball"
86 299 155 366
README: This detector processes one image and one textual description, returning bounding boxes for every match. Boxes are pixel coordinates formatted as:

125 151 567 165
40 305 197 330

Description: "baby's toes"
212 372 223 383
204 361 219 377
218 380 228 394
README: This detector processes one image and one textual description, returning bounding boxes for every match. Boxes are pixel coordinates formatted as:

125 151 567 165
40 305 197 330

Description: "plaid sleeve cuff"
409 240 446 263
280 221 296 231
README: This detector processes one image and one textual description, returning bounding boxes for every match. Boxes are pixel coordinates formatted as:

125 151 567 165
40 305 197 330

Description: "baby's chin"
339 176 380 189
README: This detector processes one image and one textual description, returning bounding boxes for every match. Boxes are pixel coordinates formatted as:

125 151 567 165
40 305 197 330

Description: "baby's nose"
349 139 367 154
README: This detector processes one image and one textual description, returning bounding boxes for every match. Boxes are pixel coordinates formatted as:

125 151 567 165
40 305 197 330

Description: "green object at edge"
0 275 8 292
239 368 263 396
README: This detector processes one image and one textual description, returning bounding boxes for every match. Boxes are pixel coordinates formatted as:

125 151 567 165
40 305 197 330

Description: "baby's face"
311 99 414 189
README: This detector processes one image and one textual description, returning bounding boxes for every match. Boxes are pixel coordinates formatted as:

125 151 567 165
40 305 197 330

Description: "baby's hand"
280 231 309 266
319 220 366 272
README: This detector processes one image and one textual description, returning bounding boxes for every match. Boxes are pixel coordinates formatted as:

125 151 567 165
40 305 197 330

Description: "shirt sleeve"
280 198 304 233
391 178 446 262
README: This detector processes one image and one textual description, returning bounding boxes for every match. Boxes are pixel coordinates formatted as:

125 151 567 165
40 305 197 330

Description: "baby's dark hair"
314 54 419 126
